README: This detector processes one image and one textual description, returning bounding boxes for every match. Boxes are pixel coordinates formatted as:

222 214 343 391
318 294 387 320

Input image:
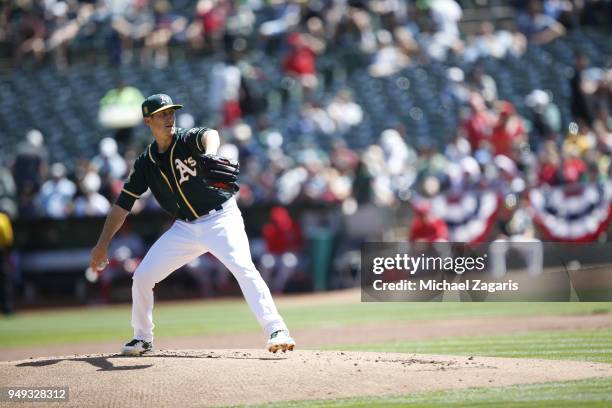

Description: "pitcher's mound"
2 350 611 407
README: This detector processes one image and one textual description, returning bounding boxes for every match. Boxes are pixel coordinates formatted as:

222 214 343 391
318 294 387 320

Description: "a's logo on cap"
160 95 171 105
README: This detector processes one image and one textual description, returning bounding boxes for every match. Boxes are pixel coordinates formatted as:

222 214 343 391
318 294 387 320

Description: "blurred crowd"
1 0 609 70
0 0 610 231
3 49 610 224
0 0 611 307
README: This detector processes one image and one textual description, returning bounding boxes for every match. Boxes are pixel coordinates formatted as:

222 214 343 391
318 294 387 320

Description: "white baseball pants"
130 197 288 342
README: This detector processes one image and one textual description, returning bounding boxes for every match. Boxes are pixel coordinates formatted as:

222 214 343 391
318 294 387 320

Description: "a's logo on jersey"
175 157 197 184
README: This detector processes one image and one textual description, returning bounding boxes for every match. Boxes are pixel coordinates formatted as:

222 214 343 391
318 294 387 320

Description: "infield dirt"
1 350 612 407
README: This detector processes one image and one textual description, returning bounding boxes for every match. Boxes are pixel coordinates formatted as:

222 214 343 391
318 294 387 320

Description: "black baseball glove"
200 154 240 193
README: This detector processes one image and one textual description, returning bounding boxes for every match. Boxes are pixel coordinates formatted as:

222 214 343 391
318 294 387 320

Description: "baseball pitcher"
90 94 295 355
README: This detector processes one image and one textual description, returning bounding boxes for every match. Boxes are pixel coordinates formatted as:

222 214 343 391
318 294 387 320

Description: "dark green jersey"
116 127 234 221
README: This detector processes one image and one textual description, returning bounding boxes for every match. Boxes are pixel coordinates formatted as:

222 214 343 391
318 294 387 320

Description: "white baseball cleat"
121 339 154 356
267 330 296 353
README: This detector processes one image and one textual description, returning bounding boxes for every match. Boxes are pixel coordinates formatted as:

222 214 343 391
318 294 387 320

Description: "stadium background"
0 0 611 406
1 0 611 307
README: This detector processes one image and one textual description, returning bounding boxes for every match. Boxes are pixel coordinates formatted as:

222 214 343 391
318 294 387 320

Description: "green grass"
0 300 259 348
245 377 612 408
279 302 612 329
323 329 612 363
1 298 611 348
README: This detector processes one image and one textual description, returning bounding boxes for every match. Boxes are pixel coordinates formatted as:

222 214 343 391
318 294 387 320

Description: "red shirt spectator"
409 202 449 242
538 162 560 185
262 207 304 254
538 141 562 185
491 102 526 156
462 94 493 151
197 0 229 35
562 156 587 183
283 33 316 77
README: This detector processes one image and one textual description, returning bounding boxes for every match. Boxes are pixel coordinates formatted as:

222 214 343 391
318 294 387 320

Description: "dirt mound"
1 350 611 407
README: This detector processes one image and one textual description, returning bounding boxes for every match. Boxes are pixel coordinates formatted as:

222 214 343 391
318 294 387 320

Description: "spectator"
464 22 508 62
393 24 420 63
12 5 46 68
517 0 566 45
46 2 94 69
12 129 47 198
491 101 527 157
368 29 410 78
91 137 128 181
260 206 304 293
141 0 188 68
276 165 308 204
420 0 463 61
326 89 363 134
73 172 110 217
237 58 268 118
445 130 472 162
222 1 256 54
562 120 596 158
525 89 562 147
110 0 154 65
17 182 40 219
538 140 562 185
462 93 494 151
379 128 417 187
489 198 543 277
231 122 258 163
327 5 373 78
330 139 359 174
300 149 335 203
408 200 449 243
282 31 324 92
297 101 336 136
466 64 498 106
209 55 242 126
416 141 449 188
490 154 526 197
593 110 612 153
592 71 612 129
442 67 470 109
351 158 373 205
334 5 376 54
187 0 231 54
38 163 76 219
561 151 587 184
570 52 593 125
361 144 396 206
0 165 17 220
496 20 527 58
542 0 574 28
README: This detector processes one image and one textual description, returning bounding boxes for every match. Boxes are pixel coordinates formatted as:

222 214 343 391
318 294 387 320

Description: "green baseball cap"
142 94 183 117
